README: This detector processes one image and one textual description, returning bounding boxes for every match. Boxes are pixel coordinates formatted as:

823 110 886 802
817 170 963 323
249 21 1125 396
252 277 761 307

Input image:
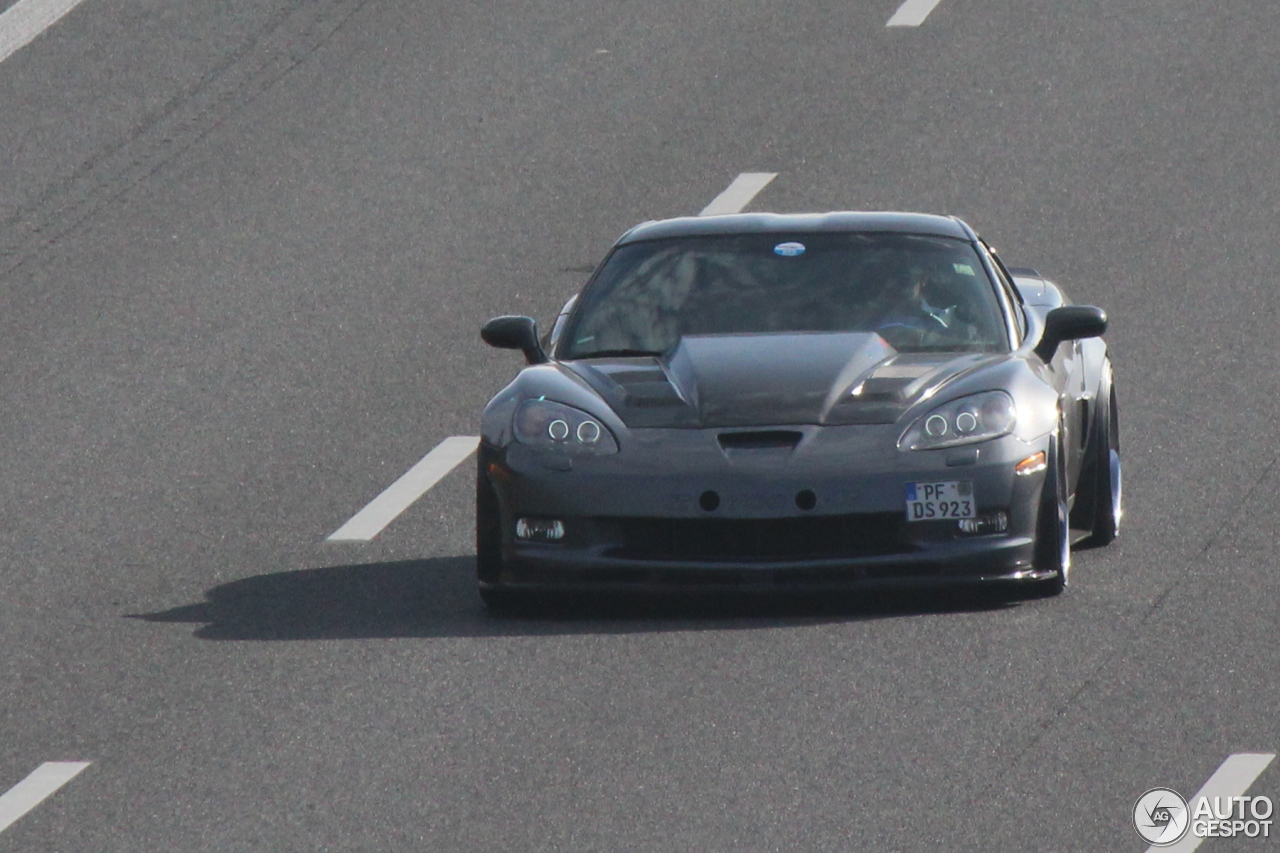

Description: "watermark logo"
1189 795 1273 840
1133 787 1274 844
1133 788 1190 846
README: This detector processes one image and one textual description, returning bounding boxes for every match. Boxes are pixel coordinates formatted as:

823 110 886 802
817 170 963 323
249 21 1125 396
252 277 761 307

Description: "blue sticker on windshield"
774 242 805 257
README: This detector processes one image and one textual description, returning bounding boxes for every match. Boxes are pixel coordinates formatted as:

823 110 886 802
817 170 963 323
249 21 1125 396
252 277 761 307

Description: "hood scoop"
664 332 896 427
607 367 685 408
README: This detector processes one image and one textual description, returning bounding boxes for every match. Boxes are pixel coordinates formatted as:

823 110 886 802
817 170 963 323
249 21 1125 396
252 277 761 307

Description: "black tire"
1030 422 1071 597
1081 375 1122 547
476 469 503 586
476 470 541 612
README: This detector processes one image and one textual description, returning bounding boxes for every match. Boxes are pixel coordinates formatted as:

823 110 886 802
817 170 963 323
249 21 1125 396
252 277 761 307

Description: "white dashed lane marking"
1149 752 1276 853
330 175 783 542
699 173 777 216
0 762 91 834
886 0 945 27
327 436 479 542
330 175 782 543
0 0 89 64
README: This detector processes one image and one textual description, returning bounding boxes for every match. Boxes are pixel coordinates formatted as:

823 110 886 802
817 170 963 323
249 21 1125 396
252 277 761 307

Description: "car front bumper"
479 424 1055 594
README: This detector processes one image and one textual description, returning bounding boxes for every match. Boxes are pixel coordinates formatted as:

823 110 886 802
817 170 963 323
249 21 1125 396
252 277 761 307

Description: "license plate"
905 481 975 521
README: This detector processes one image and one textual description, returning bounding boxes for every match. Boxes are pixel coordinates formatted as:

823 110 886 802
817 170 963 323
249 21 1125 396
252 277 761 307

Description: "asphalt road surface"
2 0 1279 849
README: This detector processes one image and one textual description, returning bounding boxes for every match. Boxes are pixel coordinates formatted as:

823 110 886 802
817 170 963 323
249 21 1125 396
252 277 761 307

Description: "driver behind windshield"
869 261 983 348
563 233 1007 358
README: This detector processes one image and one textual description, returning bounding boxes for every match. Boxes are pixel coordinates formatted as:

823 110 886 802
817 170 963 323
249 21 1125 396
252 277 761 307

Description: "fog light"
515 518 565 541
958 511 1009 535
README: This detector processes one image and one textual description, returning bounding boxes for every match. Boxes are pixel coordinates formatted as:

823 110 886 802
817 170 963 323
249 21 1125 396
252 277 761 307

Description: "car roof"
616 211 974 245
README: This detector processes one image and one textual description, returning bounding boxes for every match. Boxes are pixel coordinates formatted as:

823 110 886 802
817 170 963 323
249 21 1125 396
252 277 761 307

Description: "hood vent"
718 430 803 451
561 334 998 429
596 366 686 408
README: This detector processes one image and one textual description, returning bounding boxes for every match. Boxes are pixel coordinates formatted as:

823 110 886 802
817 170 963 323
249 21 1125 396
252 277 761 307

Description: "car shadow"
127 556 1020 641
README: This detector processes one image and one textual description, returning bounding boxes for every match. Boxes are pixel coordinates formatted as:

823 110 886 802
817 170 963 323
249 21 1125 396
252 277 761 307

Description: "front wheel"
1082 377 1122 547
1030 424 1071 596
476 469 503 586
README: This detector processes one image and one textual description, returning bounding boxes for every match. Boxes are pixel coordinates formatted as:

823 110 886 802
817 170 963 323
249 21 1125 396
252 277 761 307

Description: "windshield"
560 232 1010 359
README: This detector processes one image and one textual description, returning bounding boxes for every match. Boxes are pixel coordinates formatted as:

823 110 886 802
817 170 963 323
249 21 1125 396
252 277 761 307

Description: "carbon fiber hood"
564 333 1000 428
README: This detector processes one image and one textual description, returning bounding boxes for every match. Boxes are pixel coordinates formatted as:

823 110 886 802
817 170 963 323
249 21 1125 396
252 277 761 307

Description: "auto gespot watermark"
1133 788 1273 846
1191 794 1273 840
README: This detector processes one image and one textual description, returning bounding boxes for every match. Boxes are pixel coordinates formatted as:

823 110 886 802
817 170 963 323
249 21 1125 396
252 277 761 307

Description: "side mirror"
1034 306 1107 362
481 315 549 365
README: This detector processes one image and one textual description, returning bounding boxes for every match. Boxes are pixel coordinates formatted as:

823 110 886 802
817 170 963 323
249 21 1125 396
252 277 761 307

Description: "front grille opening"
717 430 803 451
606 513 908 561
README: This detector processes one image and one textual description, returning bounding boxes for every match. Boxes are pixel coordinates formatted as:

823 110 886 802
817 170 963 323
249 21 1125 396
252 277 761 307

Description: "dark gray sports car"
477 212 1120 606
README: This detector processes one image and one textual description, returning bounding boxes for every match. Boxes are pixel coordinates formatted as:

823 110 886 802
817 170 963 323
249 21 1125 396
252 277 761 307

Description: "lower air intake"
607 513 907 561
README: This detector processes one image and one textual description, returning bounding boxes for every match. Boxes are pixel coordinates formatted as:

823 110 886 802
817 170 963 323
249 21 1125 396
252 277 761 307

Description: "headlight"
898 391 1016 450
514 399 618 454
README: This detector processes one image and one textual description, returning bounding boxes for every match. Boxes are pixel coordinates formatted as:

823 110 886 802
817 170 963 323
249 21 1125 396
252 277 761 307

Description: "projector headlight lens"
514 400 618 454
899 391 1016 450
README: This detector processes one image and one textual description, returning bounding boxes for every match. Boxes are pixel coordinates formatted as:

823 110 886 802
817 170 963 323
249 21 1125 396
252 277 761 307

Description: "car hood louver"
566 333 998 428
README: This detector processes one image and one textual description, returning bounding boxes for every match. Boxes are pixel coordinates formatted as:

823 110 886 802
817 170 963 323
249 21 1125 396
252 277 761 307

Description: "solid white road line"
0 0 87 64
698 173 777 216
0 762 90 834
886 0 945 27
1149 752 1277 853
327 436 479 542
